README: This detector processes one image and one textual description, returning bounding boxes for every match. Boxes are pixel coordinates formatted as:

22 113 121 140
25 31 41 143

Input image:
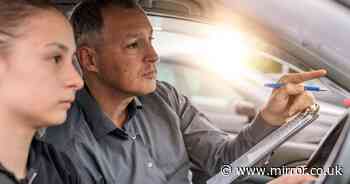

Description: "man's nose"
144 44 159 63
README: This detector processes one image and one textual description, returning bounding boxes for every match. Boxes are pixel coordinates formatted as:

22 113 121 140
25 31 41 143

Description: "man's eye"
126 42 139 49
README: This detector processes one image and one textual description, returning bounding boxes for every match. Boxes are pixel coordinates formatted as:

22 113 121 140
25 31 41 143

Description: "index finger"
279 69 327 84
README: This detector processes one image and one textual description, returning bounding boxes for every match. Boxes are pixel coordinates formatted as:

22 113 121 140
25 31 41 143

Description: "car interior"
52 0 350 184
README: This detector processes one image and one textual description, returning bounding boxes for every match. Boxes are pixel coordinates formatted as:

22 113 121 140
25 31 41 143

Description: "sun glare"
198 26 256 81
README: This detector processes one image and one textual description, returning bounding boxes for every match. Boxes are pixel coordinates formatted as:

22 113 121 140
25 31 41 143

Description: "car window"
157 63 176 86
152 15 347 133
245 50 345 107
181 65 243 100
152 15 349 107
157 62 244 108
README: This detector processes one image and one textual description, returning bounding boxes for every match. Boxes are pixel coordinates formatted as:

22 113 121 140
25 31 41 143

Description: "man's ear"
76 46 99 73
0 58 5 81
0 53 9 80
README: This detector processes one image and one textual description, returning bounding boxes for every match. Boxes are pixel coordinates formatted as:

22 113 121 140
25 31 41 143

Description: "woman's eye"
53 55 62 64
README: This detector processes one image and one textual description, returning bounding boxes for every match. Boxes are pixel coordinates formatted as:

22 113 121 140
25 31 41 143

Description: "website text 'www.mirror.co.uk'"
220 165 343 176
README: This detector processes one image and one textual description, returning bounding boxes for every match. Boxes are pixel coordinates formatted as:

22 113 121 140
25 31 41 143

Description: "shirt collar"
0 139 41 184
25 139 41 184
76 88 142 140
0 162 18 183
128 97 143 118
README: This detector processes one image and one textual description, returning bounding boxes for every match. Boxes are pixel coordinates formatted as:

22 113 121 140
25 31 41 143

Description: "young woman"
0 0 84 183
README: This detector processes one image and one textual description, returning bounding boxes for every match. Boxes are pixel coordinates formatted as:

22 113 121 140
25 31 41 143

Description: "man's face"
95 7 159 96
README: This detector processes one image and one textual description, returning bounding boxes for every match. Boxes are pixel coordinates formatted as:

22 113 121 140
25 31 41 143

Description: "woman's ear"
76 46 99 73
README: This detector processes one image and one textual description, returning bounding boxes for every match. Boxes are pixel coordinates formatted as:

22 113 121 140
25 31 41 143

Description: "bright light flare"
198 26 257 81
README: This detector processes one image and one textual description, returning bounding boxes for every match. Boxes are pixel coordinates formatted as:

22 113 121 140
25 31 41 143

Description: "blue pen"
264 83 328 92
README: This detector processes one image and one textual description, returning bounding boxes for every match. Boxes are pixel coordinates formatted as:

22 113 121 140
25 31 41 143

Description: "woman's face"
0 9 83 128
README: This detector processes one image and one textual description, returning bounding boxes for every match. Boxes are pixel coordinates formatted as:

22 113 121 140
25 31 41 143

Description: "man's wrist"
247 112 280 142
260 108 286 126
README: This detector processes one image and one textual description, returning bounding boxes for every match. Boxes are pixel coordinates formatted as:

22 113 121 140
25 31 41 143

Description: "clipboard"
207 104 320 184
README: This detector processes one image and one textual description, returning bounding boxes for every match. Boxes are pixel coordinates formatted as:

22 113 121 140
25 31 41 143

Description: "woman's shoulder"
29 139 82 184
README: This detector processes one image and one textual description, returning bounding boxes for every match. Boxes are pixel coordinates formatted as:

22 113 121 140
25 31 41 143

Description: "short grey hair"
70 0 140 48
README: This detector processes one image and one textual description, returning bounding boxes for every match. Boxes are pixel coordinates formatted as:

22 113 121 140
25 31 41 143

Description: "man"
43 0 326 184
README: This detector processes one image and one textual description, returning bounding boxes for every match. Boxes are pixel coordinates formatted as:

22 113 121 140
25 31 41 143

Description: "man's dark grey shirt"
43 82 277 184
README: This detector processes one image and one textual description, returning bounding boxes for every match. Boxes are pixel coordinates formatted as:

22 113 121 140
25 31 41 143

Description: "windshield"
151 15 348 143
151 15 347 108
